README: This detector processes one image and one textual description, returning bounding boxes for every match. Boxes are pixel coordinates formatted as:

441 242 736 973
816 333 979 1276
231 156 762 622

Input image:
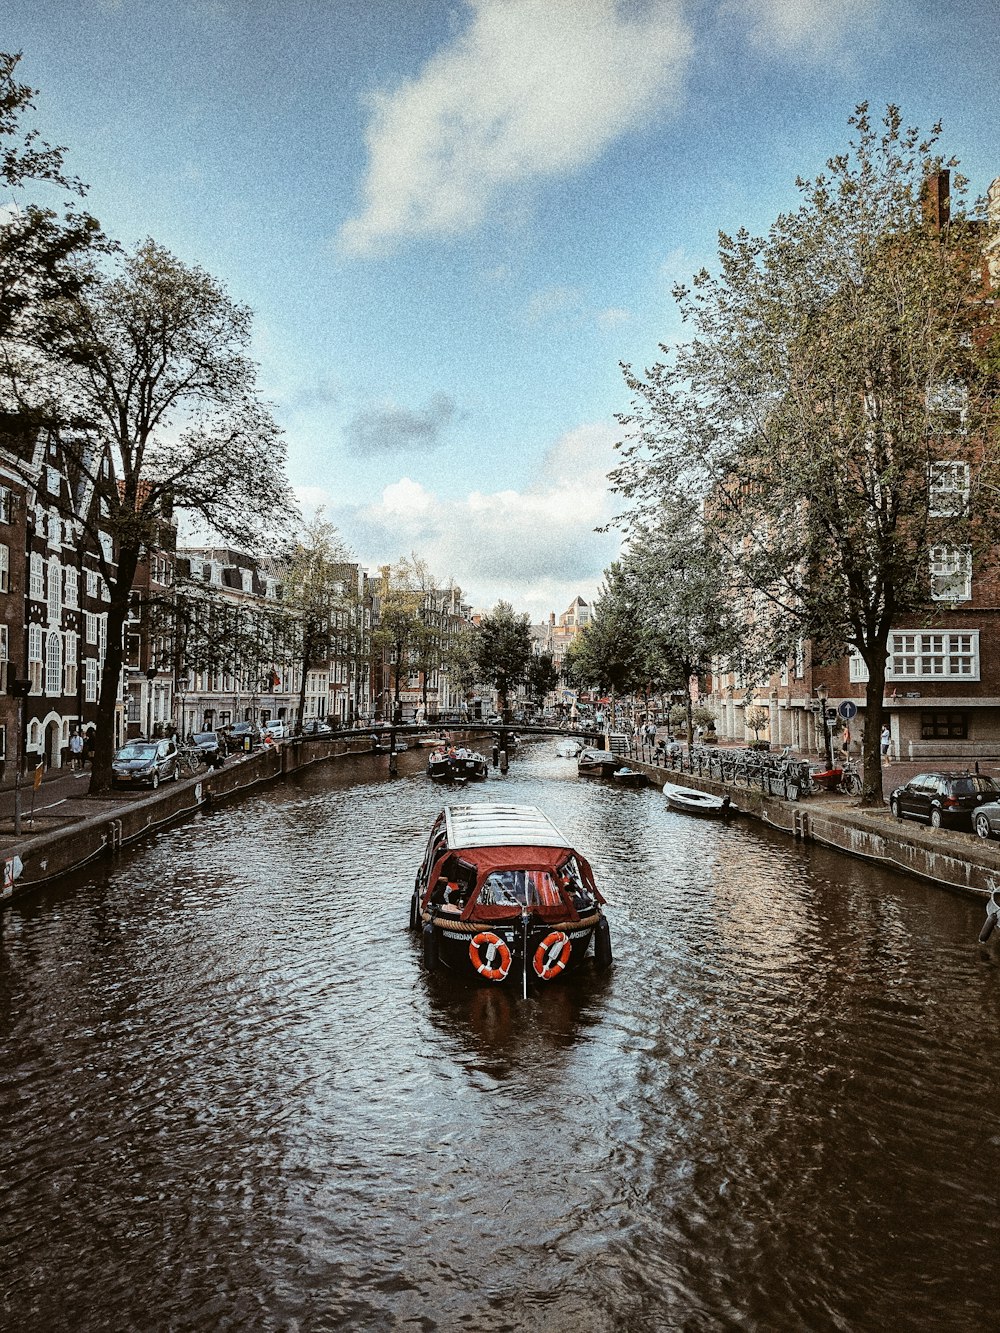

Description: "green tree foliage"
40 239 297 791
613 106 999 803
0 51 104 402
282 513 352 732
474 601 532 719
524 651 560 710
373 558 426 721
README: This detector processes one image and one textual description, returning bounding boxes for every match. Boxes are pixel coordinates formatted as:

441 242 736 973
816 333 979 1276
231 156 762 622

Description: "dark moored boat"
409 803 612 989
577 747 623 778
427 746 488 782
612 766 648 788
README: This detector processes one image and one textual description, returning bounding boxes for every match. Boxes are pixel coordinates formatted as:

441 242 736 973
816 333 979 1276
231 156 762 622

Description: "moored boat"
427 746 489 782
577 747 623 778
663 782 731 817
409 803 612 988
612 766 648 787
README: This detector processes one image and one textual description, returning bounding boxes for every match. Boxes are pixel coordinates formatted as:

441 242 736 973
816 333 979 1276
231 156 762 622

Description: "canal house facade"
708 172 1000 764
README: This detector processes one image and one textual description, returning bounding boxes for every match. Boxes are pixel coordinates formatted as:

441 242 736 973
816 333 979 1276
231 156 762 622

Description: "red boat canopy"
424 843 603 923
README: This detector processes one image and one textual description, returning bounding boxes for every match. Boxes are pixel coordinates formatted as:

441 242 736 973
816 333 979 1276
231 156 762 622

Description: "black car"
191 730 226 766
112 738 180 789
225 722 260 751
889 771 1000 829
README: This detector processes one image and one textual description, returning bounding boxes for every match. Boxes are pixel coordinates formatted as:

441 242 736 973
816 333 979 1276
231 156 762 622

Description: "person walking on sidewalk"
69 729 84 772
880 725 891 765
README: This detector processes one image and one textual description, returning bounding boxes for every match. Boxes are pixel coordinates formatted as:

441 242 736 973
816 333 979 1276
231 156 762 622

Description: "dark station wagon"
889 771 1000 830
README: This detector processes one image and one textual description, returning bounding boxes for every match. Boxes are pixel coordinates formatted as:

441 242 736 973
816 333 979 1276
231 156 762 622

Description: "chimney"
921 168 950 231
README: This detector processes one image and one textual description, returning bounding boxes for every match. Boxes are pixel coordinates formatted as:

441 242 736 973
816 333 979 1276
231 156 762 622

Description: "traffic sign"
838 700 858 721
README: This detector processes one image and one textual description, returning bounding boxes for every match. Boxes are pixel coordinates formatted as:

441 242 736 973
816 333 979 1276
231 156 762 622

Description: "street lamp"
815 681 835 769
10 676 32 836
145 665 157 739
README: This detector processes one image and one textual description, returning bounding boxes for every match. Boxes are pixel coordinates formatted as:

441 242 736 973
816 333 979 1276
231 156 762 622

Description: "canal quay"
3 736 1000 1332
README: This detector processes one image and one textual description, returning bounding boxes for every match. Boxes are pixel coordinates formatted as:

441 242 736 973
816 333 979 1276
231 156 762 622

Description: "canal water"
2 739 1000 1332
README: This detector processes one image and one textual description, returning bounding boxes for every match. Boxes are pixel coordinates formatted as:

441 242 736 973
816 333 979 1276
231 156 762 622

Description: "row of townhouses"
0 413 478 779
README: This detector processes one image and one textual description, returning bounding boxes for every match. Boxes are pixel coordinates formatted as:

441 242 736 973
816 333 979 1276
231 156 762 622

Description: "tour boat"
663 782 731 818
427 747 489 782
409 803 612 989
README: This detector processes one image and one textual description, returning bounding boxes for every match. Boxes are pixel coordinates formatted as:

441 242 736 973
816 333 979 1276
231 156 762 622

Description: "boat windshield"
477 869 565 908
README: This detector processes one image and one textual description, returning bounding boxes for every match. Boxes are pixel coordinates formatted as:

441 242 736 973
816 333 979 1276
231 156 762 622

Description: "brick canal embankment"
3 736 1000 908
637 758 1000 902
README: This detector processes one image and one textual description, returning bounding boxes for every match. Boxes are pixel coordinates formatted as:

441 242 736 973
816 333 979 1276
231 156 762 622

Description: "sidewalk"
0 764 161 840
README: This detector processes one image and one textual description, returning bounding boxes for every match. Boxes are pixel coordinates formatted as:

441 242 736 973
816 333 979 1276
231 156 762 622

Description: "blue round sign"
838 700 858 721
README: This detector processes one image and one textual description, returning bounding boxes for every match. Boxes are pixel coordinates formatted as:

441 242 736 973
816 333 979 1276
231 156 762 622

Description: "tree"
525 651 560 711
0 51 105 405
474 601 531 719
440 623 480 714
613 106 999 804
373 559 426 722
37 238 297 791
281 513 352 732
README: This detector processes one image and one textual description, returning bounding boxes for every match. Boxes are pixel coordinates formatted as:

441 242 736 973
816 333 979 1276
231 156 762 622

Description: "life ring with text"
469 931 512 982
533 930 571 980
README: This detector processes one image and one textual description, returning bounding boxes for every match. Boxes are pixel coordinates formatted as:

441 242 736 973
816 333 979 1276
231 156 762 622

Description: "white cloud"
300 421 622 621
722 0 871 54
338 0 692 256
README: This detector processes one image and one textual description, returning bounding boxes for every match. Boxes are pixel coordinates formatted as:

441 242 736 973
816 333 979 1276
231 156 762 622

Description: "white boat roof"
444 803 571 850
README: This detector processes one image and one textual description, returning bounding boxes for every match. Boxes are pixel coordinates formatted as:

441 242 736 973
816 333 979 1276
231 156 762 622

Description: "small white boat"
663 783 730 817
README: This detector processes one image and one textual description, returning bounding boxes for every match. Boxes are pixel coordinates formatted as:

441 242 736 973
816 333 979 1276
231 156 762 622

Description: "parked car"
111 738 180 789
226 721 260 750
889 771 1000 829
302 720 333 736
191 730 226 767
262 720 287 740
971 796 1000 841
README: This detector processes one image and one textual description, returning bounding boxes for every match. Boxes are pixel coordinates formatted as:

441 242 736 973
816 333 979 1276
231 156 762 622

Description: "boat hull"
663 783 728 817
423 911 602 984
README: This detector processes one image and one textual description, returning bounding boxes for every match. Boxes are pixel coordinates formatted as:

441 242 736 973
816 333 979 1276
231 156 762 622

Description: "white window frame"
65 565 78 609
880 630 980 681
0 542 8 593
929 461 970 517
45 632 62 696
29 552 44 600
47 556 62 621
930 544 972 602
85 657 98 702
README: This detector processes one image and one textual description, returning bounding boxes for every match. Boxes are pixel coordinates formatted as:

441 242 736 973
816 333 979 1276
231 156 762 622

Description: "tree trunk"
862 656 889 808
296 646 309 735
89 545 139 795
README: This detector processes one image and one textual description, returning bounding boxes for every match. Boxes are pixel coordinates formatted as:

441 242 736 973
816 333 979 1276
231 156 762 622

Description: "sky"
4 0 1000 622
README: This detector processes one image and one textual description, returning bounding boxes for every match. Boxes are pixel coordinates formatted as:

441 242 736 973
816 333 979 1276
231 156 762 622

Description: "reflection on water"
2 741 1000 1331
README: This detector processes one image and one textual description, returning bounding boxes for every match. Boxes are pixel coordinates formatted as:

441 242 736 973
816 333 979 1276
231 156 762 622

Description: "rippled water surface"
3 740 1000 1331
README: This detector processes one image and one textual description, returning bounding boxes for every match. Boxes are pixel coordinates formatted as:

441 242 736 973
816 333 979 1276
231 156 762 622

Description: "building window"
98 531 113 563
28 622 43 693
65 565 78 608
29 552 44 600
46 632 62 695
65 630 77 695
0 543 8 593
86 569 98 599
921 710 968 740
0 486 12 523
85 612 98 645
47 557 62 621
929 461 970 517
926 381 968 435
889 630 979 680
0 623 7 694
930 545 972 601
85 658 98 702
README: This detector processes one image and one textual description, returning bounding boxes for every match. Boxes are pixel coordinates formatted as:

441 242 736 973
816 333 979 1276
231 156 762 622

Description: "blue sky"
4 0 1000 619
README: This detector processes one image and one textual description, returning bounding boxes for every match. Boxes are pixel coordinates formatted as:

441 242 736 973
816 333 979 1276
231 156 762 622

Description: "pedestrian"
880 725 891 765
82 728 95 768
69 729 84 772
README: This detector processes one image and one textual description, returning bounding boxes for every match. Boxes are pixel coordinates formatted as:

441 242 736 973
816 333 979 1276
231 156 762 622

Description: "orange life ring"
533 930 571 980
469 931 512 982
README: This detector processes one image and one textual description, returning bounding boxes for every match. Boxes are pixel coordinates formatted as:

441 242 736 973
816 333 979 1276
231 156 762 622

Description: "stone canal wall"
4 736 1000 907
0 731 486 906
639 762 1000 901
